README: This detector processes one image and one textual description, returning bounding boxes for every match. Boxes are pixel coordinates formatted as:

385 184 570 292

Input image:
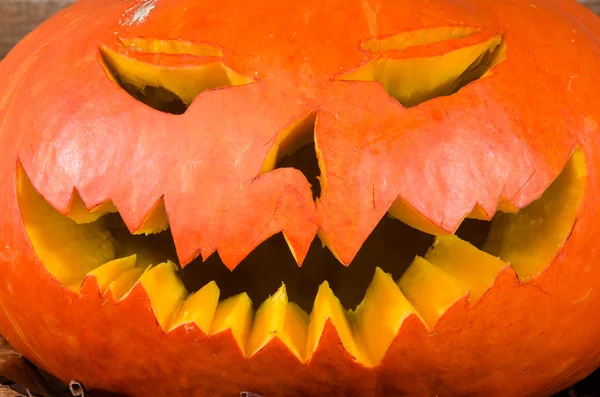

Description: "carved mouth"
16 145 585 366
11 23 587 369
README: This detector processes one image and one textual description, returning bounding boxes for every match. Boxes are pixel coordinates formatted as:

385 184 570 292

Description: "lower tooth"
247 284 288 357
107 266 147 300
398 256 469 330
279 302 309 362
425 235 507 302
139 261 188 331
86 255 138 295
353 267 418 365
305 282 370 366
209 293 253 354
171 281 220 334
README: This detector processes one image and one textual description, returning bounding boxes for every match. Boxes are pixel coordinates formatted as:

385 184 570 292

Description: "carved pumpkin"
1 0 599 395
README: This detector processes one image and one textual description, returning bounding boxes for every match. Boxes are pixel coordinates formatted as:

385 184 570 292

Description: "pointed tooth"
398 256 469 330
279 302 309 362
209 293 253 355
108 266 148 300
134 198 169 235
171 281 220 334
425 235 507 302
248 284 289 357
466 200 518 220
388 197 453 236
139 261 188 331
466 204 490 220
353 268 418 364
68 192 118 224
305 282 370 366
497 198 518 213
86 255 138 295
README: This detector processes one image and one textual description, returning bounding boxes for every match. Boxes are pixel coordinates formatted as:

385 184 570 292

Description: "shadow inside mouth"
107 213 489 311
16 146 585 322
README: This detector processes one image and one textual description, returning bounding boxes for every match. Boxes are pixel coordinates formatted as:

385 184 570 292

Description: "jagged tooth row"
67 192 170 236
82 235 508 367
94 261 373 365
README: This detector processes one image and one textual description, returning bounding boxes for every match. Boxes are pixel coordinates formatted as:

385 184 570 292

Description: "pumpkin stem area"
16 148 585 365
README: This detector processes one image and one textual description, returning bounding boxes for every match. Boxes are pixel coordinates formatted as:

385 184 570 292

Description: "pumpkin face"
1 0 600 395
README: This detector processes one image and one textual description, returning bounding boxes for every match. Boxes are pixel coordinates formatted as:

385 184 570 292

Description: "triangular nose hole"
262 111 322 200
279 140 322 201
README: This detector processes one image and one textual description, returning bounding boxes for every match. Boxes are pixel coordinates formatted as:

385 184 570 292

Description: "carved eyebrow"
118 37 224 57
360 26 482 52
338 30 505 108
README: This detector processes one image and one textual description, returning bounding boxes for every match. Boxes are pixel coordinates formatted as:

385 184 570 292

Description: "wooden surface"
0 0 75 59
581 0 600 14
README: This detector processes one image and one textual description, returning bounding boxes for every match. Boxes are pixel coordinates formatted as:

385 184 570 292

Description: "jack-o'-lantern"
0 0 599 395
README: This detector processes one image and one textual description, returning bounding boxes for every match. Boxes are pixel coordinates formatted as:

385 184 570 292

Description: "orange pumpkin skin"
1 0 600 395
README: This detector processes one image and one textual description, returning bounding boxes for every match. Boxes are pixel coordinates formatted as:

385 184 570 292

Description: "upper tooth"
133 198 169 235
247 284 289 357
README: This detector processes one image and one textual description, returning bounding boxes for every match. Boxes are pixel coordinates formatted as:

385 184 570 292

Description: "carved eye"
100 38 253 114
338 27 506 107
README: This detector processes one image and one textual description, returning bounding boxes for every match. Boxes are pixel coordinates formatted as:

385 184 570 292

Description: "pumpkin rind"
1 0 600 395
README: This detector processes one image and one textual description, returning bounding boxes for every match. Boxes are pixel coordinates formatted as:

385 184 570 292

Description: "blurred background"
1 0 600 396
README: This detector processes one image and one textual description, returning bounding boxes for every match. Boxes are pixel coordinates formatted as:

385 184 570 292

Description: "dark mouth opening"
108 212 489 311
16 145 585 364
